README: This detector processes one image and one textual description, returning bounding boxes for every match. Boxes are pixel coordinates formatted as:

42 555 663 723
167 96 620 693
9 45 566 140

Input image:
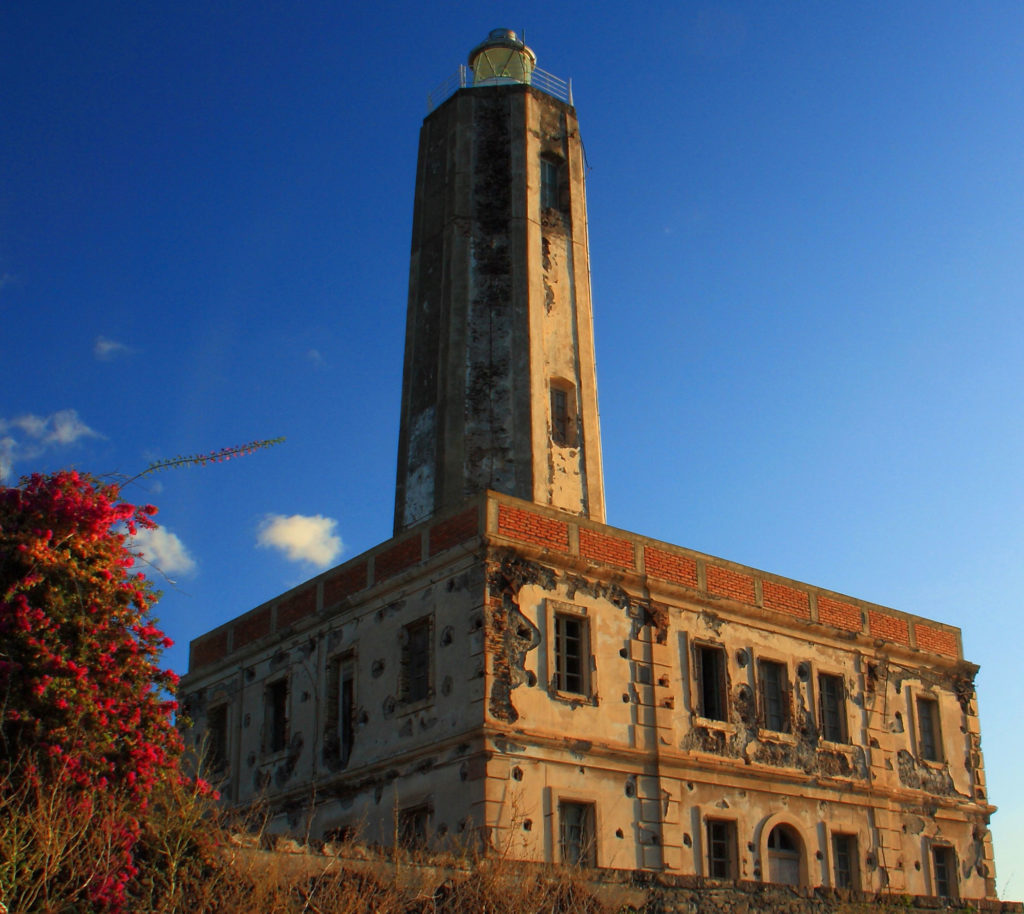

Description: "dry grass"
0 771 609 914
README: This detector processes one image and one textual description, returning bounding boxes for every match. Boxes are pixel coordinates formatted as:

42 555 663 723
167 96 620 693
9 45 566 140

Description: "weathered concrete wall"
183 492 998 901
478 495 996 899
393 84 605 535
183 504 490 843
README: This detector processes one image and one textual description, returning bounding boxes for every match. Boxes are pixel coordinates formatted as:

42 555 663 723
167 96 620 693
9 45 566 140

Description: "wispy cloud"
131 526 197 578
94 336 135 361
0 409 102 481
257 513 343 568
306 348 326 369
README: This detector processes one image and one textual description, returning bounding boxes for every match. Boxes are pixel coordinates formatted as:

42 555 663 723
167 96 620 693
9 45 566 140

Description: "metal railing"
426 64 573 112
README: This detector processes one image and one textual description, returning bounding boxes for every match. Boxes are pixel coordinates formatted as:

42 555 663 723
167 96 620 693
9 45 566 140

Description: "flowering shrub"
0 471 183 911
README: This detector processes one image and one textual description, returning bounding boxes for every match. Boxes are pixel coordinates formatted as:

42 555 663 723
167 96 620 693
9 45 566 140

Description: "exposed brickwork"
190 629 229 671
644 546 698 589
233 606 271 649
277 588 316 629
817 596 862 633
374 536 422 583
496 504 569 552
706 564 756 605
322 561 368 608
428 506 479 556
579 528 635 569
915 623 959 658
762 580 811 620
868 610 911 646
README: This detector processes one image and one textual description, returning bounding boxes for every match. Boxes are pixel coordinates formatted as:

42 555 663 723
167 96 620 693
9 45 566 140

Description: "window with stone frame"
932 844 958 899
401 615 433 704
694 643 728 722
766 824 802 885
549 380 577 447
264 677 289 754
398 802 432 849
326 653 356 767
205 702 229 773
558 800 596 866
818 672 848 743
540 156 561 210
832 833 858 889
758 659 791 733
553 610 589 696
916 694 943 762
706 819 737 879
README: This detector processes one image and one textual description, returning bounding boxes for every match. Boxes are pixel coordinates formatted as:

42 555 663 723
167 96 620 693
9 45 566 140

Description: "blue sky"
3 2 1022 894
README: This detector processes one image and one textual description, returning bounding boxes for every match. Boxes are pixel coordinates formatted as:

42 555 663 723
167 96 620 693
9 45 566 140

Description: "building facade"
181 30 999 901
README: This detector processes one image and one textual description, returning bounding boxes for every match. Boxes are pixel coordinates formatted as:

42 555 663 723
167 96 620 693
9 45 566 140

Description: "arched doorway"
767 824 802 885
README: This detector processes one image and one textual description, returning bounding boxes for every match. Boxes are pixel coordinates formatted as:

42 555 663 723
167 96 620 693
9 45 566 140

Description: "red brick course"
233 606 271 649
817 596 863 633
706 564 756 605
374 536 422 583
323 562 368 608
915 623 959 658
496 505 569 552
644 546 698 589
277 588 316 629
190 630 229 670
579 528 636 569
762 580 811 620
868 610 911 646
429 507 479 556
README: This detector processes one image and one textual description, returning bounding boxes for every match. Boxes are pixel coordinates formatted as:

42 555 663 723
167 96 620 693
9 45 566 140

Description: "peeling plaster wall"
184 495 998 902
475 537 997 899
182 553 490 844
393 85 604 535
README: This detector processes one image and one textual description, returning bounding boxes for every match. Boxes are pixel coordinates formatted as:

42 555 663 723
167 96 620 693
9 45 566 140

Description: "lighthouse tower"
394 28 605 533
182 31 999 901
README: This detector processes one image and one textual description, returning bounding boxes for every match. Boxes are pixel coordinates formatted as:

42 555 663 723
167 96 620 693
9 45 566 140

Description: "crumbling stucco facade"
183 492 997 899
181 30 1000 904
393 78 604 534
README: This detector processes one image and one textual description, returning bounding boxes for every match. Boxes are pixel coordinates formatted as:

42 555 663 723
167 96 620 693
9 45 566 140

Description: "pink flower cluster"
1 471 185 911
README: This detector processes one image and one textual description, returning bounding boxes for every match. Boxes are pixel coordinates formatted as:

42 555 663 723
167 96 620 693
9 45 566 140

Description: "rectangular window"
932 845 957 898
554 612 588 695
401 616 432 703
327 654 356 766
559 801 596 866
832 833 858 889
819 673 847 743
758 659 790 732
206 703 229 773
695 644 728 722
706 819 737 879
916 695 942 761
551 386 570 445
540 157 560 209
264 678 289 754
398 803 432 849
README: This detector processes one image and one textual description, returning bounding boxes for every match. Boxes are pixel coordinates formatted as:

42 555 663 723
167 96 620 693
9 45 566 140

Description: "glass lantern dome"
468 29 536 87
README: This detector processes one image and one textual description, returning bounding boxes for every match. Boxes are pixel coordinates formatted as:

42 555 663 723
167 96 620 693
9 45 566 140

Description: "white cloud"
48 410 101 445
94 336 135 361
0 436 15 482
306 348 325 368
0 409 102 481
131 526 197 578
257 514 343 568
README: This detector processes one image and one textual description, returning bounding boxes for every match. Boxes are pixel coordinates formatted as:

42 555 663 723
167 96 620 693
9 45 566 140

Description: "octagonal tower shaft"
394 83 605 534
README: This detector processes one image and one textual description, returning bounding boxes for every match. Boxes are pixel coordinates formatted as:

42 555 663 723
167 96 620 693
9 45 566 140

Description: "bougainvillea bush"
0 471 183 911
